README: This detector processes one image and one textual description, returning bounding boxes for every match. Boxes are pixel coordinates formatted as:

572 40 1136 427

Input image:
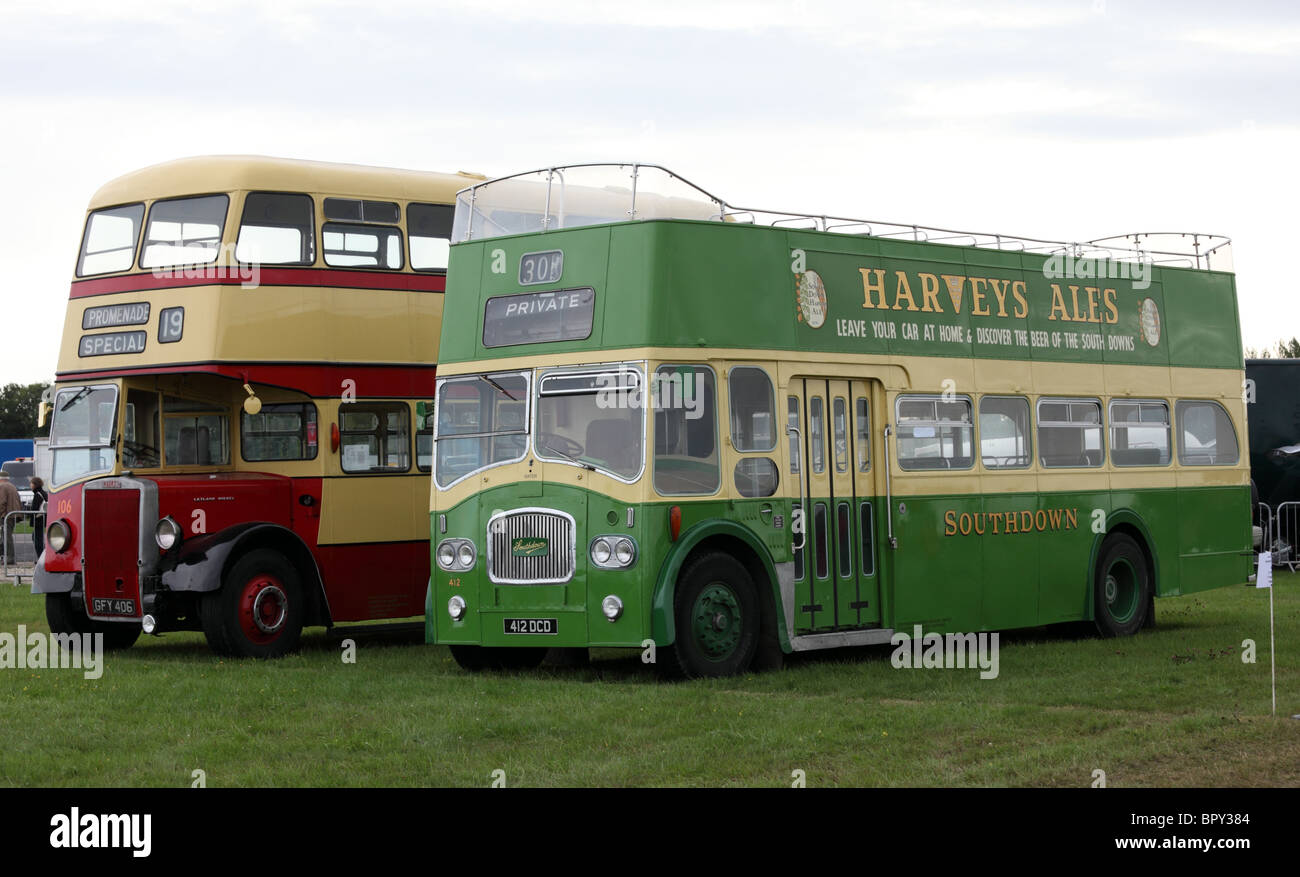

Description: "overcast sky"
2 0 1297 384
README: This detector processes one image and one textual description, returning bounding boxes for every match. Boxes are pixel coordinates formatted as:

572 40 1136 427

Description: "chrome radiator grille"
487 508 576 584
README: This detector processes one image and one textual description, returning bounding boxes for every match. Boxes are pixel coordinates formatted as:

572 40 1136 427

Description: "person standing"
28 476 48 558
0 470 21 564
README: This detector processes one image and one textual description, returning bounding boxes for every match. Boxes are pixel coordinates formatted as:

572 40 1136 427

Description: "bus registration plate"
91 598 137 617
503 618 557 635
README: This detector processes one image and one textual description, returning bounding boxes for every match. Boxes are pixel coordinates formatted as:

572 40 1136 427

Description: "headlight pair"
437 539 477 571
589 536 636 569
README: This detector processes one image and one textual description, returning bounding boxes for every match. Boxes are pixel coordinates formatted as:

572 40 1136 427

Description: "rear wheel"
449 644 547 671
1093 533 1151 637
45 593 141 651
200 549 303 658
658 552 760 679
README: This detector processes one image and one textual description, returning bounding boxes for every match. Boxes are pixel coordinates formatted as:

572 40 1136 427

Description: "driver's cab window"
123 389 161 468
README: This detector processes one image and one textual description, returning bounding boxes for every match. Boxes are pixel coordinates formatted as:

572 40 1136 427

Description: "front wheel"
1093 533 1151 637
45 593 141 650
200 549 303 658
658 552 760 679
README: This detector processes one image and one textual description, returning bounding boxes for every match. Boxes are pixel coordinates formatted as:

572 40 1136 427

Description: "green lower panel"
429 480 1249 649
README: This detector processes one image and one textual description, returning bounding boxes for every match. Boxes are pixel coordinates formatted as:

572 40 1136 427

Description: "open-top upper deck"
453 163 1233 271
441 164 1242 372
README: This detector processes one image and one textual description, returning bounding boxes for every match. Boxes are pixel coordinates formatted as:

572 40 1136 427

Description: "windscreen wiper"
480 375 518 401
539 441 595 471
59 386 92 412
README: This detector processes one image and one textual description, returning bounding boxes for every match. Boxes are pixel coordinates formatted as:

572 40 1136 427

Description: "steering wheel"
538 433 583 458
122 438 160 467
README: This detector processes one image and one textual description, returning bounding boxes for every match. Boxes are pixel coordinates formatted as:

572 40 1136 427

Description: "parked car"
1 459 35 508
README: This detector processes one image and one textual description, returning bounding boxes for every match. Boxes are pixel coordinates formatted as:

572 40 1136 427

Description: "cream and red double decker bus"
36 156 481 657
428 163 1249 677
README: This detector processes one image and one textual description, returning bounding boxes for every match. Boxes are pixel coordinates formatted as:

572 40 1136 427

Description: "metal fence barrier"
1255 501 1273 554
1272 501 1300 572
3 508 44 585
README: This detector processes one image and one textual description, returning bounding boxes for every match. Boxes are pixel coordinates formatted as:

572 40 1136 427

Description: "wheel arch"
650 519 788 652
164 523 331 627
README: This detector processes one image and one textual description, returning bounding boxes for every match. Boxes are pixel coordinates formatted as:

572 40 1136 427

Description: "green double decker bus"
426 163 1250 677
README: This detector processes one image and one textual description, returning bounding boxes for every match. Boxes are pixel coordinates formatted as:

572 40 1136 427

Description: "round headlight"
592 538 612 565
47 519 69 553
457 542 476 569
614 539 635 566
601 594 623 621
448 594 467 621
437 542 456 570
154 516 181 551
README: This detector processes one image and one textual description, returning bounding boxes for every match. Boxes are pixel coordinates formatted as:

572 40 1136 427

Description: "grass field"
0 574 1296 787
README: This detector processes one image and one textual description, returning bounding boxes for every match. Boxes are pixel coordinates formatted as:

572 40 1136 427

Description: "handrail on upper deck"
454 163 1232 271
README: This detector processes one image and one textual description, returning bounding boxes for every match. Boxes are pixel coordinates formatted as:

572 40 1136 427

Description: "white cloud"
1 0 1297 385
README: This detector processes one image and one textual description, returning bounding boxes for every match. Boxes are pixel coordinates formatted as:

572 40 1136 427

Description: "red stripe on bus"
55 361 437 398
69 267 447 298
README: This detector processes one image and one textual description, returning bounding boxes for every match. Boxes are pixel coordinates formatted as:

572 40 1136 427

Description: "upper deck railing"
453 163 1233 272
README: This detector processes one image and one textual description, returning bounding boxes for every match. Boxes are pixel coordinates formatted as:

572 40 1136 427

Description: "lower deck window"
653 365 719 495
341 403 410 472
896 396 974 470
242 403 318 461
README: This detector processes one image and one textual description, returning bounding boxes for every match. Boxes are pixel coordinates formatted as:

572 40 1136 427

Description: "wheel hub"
247 582 288 635
692 583 742 661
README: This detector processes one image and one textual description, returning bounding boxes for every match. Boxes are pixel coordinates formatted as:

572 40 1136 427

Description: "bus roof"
90 155 487 209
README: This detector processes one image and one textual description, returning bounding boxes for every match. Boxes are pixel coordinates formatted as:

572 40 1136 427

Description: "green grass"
0 575 1297 787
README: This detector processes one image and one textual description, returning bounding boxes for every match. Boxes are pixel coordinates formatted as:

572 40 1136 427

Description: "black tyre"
45 593 141 651
200 549 303 658
658 552 760 679
1093 533 1151 637
449 644 547 671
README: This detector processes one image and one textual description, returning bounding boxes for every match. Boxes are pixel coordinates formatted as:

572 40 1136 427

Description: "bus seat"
1111 447 1161 466
196 426 211 465
177 426 197 465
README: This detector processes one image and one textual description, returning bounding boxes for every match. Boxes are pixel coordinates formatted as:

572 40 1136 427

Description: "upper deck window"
236 192 315 265
323 223 403 269
482 288 595 348
140 195 229 269
324 198 400 224
77 203 144 276
409 202 453 271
